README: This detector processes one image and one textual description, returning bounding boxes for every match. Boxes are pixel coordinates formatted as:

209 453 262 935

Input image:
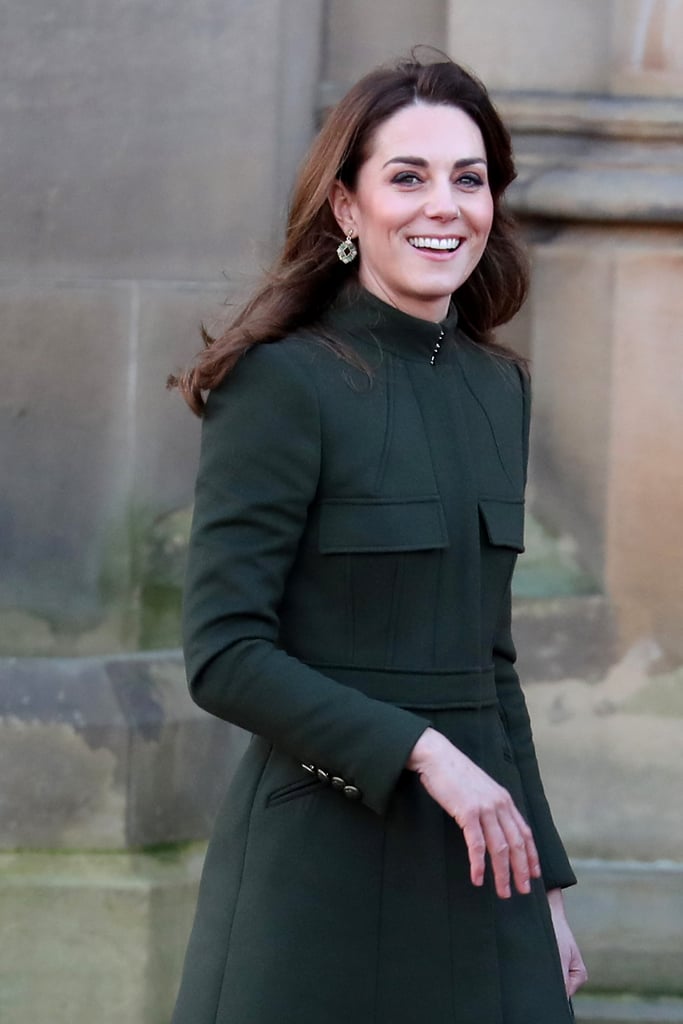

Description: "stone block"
0 657 128 848
513 595 616 684
0 282 132 633
0 847 203 1024
610 0 683 98
0 653 248 850
527 234 615 579
608 250 683 656
446 0 611 93
0 0 323 280
110 655 249 847
524 645 683 862
575 995 683 1024
325 0 446 86
567 859 683 995
133 283 231 515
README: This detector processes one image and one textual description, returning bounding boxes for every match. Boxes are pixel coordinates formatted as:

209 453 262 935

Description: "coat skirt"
171 288 577 1024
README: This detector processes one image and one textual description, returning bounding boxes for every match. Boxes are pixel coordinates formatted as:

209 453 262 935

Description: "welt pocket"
497 709 514 763
318 496 449 554
478 497 525 553
265 776 321 808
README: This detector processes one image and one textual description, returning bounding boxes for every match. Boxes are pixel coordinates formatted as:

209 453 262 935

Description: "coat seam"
455 354 517 490
372 817 388 1024
374 354 395 493
212 750 270 1024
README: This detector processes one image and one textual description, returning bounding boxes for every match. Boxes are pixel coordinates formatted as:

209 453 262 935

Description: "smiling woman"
168 53 586 1024
330 104 494 320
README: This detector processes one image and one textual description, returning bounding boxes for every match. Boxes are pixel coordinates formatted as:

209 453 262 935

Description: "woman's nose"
424 180 460 220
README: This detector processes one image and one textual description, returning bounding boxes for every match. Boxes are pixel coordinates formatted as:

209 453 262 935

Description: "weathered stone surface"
133 284 228 513
110 657 249 847
527 238 615 580
0 847 203 1024
0 653 248 850
0 282 132 631
607 250 683 658
0 657 128 847
525 644 683 861
513 595 616 684
447 0 611 93
567 859 683 995
3 849 680 1024
610 0 683 97
324 0 445 89
0 0 323 280
574 994 683 1024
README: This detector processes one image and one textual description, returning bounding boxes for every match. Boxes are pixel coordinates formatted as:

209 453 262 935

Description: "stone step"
574 995 683 1024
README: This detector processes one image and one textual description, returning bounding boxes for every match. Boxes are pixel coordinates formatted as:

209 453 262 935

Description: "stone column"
449 0 683 661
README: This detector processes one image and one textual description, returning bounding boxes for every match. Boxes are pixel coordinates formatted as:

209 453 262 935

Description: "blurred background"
1 2 682 1022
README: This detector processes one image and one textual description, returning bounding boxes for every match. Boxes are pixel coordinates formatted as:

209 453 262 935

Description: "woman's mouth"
408 236 462 252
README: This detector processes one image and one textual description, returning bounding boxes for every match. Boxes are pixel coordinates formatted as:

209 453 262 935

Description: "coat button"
316 768 330 784
301 763 316 775
331 776 345 790
343 785 361 800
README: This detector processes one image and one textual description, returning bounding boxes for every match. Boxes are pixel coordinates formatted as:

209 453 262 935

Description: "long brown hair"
170 54 529 415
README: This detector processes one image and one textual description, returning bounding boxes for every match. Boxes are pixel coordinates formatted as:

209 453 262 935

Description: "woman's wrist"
406 727 445 771
546 888 565 913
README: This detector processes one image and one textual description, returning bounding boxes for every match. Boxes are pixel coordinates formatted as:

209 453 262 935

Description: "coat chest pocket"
318 496 449 554
478 497 525 553
315 497 448 665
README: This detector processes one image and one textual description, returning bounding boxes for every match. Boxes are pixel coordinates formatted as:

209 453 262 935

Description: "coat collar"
323 284 460 364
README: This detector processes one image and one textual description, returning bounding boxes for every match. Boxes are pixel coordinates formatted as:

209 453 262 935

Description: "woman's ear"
329 181 356 237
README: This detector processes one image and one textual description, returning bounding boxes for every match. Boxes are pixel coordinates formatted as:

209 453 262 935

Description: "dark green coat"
172 288 576 1024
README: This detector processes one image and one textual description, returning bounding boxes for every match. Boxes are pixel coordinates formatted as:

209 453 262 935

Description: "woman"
170 55 587 1024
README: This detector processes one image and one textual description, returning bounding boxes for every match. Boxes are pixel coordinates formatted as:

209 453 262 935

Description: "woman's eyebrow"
382 155 488 169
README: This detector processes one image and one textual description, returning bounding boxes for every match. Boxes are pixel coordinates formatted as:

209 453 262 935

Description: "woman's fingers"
507 803 542 883
408 729 540 898
460 796 538 898
566 947 589 996
460 813 487 888
480 810 513 897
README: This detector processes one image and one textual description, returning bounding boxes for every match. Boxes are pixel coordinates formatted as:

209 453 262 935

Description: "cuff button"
343 785 361 800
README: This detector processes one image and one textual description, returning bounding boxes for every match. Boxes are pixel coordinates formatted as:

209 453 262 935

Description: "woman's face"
331 102 494 322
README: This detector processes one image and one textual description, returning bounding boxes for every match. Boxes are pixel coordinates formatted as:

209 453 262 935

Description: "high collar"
323 285 460 363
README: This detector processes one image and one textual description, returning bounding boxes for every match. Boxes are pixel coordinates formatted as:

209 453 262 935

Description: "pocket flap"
478 498 525 552
319 497 449 554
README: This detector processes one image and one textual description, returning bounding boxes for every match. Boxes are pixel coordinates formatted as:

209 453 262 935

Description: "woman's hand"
547 888 588 996
407 727 541 899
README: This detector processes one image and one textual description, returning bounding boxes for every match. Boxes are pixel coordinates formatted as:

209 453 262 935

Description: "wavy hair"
170 54 529 415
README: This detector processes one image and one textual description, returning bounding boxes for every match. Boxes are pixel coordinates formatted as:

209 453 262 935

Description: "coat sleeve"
494 367 577 890
493 592 577 890
182 341 429 816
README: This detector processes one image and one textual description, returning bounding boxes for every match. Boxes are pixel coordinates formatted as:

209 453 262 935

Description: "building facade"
1 2 682 1022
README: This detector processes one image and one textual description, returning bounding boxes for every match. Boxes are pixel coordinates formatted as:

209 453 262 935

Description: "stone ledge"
495 92 683 141
566 860 683 995
574 995 683 1024
509 167 683 224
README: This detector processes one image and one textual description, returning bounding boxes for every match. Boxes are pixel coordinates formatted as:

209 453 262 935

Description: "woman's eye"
457 172 484 188
392 171 423 185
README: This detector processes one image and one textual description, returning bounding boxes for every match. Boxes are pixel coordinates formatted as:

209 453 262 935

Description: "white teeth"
409 237 462 251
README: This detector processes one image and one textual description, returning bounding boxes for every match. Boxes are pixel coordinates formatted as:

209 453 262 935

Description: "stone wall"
0 0 323 649
2 1 682 1022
